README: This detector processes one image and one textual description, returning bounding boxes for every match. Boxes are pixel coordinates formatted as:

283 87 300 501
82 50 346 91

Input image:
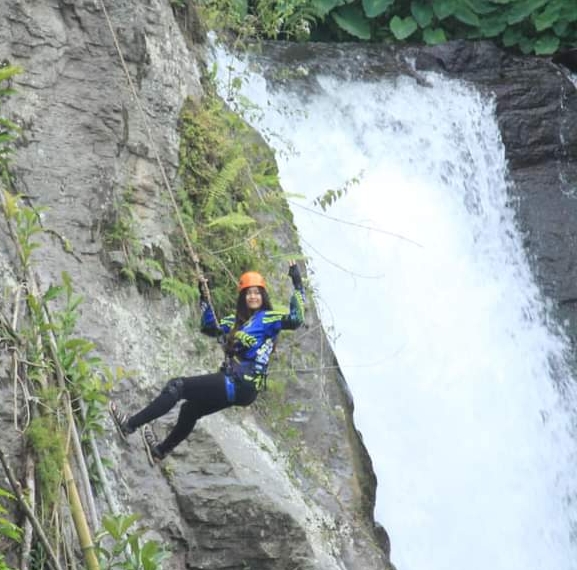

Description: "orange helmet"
238 271 266 292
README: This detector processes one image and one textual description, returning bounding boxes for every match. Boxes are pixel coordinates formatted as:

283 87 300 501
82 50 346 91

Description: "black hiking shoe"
108 401 135 442
142 424 165 465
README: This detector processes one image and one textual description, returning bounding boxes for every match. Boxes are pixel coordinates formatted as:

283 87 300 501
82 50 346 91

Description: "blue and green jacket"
200 287 305 390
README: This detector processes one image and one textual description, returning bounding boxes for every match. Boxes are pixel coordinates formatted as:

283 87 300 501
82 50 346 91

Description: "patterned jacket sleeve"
200 301 234 337
280 287 306 330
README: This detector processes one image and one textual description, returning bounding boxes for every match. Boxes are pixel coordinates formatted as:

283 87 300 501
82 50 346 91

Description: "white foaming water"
211 45 577 570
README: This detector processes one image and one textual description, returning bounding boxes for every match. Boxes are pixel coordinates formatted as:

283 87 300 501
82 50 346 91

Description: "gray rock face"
0 2 388 569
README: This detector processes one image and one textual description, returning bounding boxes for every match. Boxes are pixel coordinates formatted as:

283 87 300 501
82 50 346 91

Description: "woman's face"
245 286 263 311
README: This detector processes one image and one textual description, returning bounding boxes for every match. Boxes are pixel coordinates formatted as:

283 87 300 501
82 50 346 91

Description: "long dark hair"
225 286 272 354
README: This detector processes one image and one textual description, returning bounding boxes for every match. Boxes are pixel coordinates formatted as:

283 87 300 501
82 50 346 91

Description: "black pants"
126 372 257 456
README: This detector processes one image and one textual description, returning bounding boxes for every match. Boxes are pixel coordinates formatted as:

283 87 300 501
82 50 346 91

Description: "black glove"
288 263 303 289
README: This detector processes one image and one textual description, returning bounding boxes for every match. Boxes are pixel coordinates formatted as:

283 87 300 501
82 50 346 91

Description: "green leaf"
119 513 141 536
332 5 372 39
454 5 480 26
465 0 498 15
207 212 256 229
518 34 535 54
433 0 457 20
362 0 395 18
534 33 560 54
411 1 433 27
64 338 95 353
0 66 23 83
479 14 508 37
102 516 121 541
311 0 343 17
423 26 447 44
552 20 569 37
561 5 577 23
532 0 562 32
43 285 64 302
61 270 72 291
231 0 248 19
502 26 523 46
507 0 548 26
390 15 418 39
0 519 22 541
0 489 15 500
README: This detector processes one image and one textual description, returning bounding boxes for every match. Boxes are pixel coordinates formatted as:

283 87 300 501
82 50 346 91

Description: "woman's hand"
288 260 303 289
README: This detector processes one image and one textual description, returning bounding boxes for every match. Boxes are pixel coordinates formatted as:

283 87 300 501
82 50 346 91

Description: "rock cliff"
0 2 389 569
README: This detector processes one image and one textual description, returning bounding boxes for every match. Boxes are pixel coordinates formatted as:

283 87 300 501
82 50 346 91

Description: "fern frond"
205 156 247 214
161 277 198 305
207 212 256 230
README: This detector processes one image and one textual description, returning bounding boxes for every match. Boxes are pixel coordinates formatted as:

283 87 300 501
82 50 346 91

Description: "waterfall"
211 43 577 570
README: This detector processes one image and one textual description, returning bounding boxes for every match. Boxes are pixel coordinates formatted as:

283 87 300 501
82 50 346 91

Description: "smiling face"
245 286 263 311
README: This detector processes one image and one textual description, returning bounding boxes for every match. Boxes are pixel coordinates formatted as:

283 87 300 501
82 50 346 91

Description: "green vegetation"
198 0 316 43
0 488 22 570
200 0 577 55
100 79 300 313
102 186 143 282
1 67 166 570
102 187 167 287
95 514 169 570
2 189 168 570
0 64 22 185
171 79 298 312
27 413 66 508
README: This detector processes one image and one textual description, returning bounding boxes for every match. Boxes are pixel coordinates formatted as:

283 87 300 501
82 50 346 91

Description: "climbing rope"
97 0 213 303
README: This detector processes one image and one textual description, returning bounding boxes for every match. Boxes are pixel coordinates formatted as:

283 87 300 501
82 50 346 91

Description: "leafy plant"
48 271 119 435
315 0 577 55
0 64 23 185
0 488 22 570
174 86 293 313
103 186 143 281
1 191 45 269
312 174 362 211
95 514 169 570
198 0 316 41
201 0 577 55
27 412 66 508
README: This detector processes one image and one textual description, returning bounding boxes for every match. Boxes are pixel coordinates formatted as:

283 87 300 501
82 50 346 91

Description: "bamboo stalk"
64 392 100 532
10 288 25 431
27 277 101 532
27 270 100 565
62 461 100 570
79 400 119 515
0 447 64 570
1 194 101 570
19 452 35 570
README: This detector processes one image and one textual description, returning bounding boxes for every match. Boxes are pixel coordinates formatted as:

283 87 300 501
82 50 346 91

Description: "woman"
109 262 305 463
